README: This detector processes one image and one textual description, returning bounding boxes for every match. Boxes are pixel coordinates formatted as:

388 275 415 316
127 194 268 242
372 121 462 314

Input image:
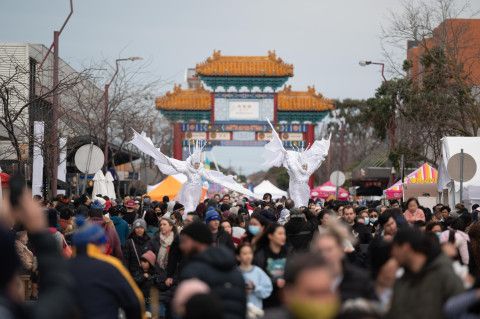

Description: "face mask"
288 298 339 319
143 199 151 205
248 225 261 236
370 217 378 224
363 217 370 225
435 232 442 239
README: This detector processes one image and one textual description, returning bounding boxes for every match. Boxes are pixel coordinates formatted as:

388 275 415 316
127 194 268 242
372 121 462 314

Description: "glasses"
369 214 378 218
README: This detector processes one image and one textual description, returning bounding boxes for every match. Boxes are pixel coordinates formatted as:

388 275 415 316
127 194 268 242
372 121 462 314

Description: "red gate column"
173 122 183 160
306 123 315 189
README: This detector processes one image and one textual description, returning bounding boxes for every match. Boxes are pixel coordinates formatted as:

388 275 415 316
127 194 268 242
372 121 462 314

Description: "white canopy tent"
105 171 116 200
254 180 288 199
92 170 108 197
438 137 480 207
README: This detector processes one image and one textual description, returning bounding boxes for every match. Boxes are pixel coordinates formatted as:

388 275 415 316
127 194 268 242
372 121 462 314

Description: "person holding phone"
0 174 75 319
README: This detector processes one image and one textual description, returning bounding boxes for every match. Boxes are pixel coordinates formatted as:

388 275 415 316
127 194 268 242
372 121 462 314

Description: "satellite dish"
330 171 346 187
447 152 477 182
74 144 104 174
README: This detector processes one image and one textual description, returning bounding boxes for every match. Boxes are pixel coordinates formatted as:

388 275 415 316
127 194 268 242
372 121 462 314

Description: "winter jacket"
339 261 377 301
146 226 159 239
284 215 317 253
132 265 167 305
68 244 144 319
254 245 288 308
404 209 426 223
387 253 464 319
212 228 235 252
0 230 75 319
111 216 130 248
439 229 470 265
240 265 273 310
165 235 183 279
89 217 123 260
277 208 290 225
180 246 246 319
124 233 151 274
15 240 36 274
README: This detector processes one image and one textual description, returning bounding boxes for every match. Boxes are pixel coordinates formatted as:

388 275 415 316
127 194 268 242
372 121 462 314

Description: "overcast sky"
2 0 479 176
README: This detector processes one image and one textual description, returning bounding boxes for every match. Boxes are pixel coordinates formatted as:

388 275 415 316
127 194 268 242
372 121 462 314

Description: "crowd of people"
3 189 480 319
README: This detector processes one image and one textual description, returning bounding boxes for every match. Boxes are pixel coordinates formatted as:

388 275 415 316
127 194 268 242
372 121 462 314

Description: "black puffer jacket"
124 233 150 274
339 261 377 301
284 215 317 253
180 246 246 319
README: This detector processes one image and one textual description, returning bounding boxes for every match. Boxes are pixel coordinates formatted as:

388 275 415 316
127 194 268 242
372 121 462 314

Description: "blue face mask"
363 217 370 225
370 217 378 224
248 225 261 236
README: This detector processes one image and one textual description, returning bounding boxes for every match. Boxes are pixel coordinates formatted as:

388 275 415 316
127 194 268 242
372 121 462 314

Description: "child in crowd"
236 243 273 312
133 250 166 314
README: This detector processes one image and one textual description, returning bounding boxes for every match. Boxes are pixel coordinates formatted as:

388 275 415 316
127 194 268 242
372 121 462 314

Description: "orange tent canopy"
147 175 208 202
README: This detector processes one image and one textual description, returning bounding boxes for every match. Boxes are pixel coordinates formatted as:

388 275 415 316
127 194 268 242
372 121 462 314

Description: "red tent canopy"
310 181 349 200
0 172 9 187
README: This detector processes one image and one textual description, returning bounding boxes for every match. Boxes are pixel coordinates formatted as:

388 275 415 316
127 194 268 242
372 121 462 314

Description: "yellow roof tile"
196 50 293 77
277 85 334 111
155 84 211 111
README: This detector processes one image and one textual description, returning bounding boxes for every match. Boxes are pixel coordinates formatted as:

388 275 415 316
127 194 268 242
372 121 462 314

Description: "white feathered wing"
263 119 287 167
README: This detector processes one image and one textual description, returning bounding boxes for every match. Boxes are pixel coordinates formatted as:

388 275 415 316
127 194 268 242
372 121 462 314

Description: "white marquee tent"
254 180 288 199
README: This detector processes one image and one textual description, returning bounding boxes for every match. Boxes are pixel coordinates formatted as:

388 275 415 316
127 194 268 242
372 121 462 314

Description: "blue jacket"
240 265 273 309
111 216 129 247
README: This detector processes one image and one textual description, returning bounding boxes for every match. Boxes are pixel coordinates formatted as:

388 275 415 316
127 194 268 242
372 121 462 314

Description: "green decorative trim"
199 76 289 91
278 111 328 122
160 110 211 122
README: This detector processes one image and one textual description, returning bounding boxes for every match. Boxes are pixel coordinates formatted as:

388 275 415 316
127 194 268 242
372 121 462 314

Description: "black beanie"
181 222 213 245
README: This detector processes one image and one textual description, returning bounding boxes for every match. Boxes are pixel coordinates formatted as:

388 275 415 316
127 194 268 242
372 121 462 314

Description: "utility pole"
38 0 74 198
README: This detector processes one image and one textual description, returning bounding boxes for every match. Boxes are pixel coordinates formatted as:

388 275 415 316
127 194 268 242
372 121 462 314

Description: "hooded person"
87 202 123 260
68 217 145 319
180 222 247 319
109 205 130 248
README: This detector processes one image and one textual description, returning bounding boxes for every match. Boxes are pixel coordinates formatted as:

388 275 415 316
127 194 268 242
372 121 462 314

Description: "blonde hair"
311 219 357 250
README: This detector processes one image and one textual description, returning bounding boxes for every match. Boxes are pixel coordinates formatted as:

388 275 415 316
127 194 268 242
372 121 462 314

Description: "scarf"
157 232 174 269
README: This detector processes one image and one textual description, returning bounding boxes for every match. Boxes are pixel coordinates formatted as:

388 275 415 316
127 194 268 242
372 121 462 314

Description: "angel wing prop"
129 130 187 175
263 119 287 167
202 170 256 198
302 136 331 175
130 129 256 198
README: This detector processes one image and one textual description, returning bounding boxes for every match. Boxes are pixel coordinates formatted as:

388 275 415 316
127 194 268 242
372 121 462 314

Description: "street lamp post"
102 57 142 172
359 60 387 82
359 59 398 187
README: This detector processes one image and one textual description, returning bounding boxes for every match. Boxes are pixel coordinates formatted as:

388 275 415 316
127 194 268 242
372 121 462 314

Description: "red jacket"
89 217 123 260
